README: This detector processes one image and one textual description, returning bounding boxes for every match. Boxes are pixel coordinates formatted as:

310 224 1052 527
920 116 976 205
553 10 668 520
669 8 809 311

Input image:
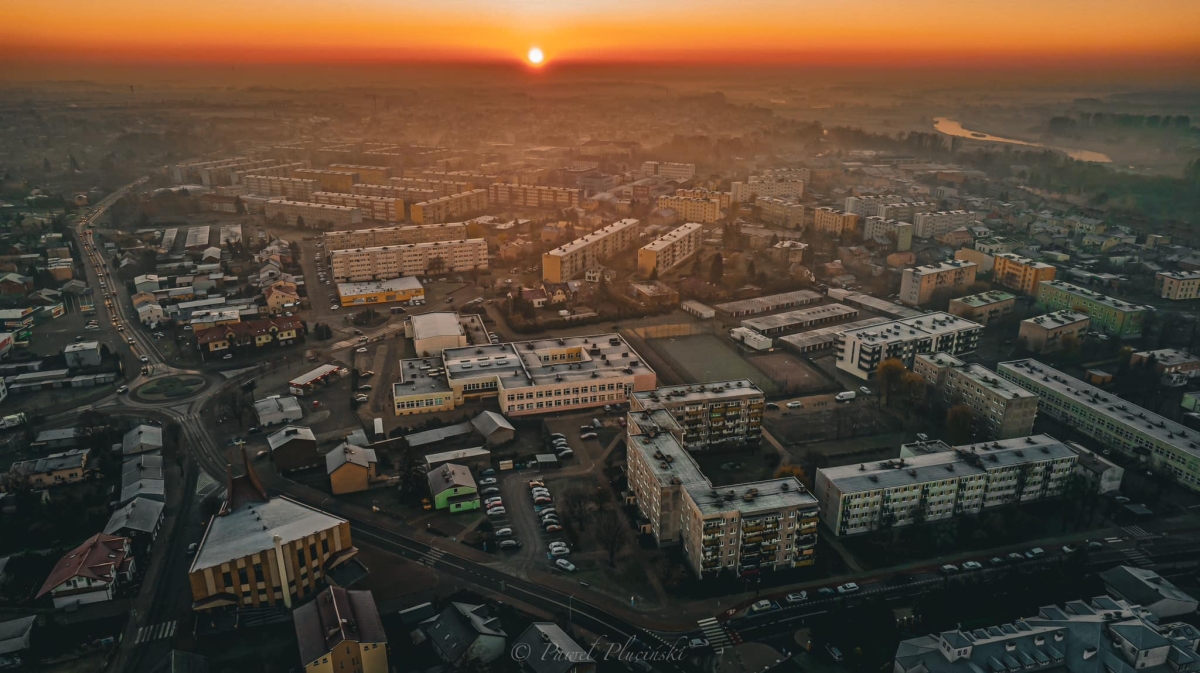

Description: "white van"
835 391 857 402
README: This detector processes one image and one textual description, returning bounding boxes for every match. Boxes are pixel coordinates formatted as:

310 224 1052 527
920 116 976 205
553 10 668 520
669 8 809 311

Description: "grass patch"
136 375 205 400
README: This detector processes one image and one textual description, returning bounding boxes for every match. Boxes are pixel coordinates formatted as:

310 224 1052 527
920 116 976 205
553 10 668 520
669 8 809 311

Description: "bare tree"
560 487 593 530
594 509 626 567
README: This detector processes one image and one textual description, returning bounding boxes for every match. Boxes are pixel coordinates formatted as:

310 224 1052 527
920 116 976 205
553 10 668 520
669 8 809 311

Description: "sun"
527 47 545 66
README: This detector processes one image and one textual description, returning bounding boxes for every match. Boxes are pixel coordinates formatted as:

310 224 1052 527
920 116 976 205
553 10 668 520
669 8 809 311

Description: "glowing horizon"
2 0 1198 69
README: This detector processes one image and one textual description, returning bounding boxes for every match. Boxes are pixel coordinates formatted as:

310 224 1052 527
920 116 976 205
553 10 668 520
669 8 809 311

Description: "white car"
962 561 983 571
487 507 506 517
484 497 503 507
531 489 551 498
116 385 129 394
555 559 576 572
786 401 802 409
550 547 570 558
750 599 773 613
330 305 340 311
786 591 808 603
139 356 149 363
479 477 497 486
223 354 233 360
549 541 568 550
354 395 369 403
356 347 368 353
495 528 513 538
836 582 860 594
580 432 598 440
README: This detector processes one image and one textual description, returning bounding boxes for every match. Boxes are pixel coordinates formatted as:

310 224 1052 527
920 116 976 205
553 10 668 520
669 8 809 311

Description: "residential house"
326 443 380 495
267 425 319 471
427 463 479 512
122 424 164 456
418 602 507 666
514 624 596 673
294 587 388 673
37 534 135 609
5 448 91 490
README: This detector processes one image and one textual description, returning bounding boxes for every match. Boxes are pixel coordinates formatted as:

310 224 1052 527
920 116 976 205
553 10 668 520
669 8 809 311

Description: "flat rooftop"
396 357 453 396
633 380 763 406
547 219 639 257
840 312 981 345
191 496 346 573
951 363 1039 401
641 223 703 252
1022 310 1090 328
954 291 1016 308
1132 348 1199 368
995 252 1055 269
779 317 890 350
338 276 423 297
1038 280 1147 312
686 478 816 517
907 260 976 276
741 303 859 333
714 290 822 315
409 311 464 341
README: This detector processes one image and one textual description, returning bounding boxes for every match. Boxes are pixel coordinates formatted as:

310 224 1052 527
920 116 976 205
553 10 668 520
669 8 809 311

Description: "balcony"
743 524 764 534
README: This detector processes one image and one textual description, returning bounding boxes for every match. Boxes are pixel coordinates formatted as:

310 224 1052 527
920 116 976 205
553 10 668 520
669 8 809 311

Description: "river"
933 117 1112 163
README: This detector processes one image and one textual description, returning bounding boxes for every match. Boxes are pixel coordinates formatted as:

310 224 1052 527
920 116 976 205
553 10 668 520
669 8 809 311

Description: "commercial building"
322 223 468 250
641 161 696 181
188 464 357 611
655 196 721 224
779 317 891 355
892 595 1200 673
406 311 470 356
291 168 358 193
1155 270 1200 301
812 207 859 238
993 253 1057 295
637 222 703 276
1018 310 1090 353
1100 567 1198 620
336 277 425 307
254 395 304 427
265 200 362 229
542 219 640 283
631 380 765 451
913 210 980 239
64 341 102 368
487 183 580 209
948 291 1016 326
294 587 388 673
740 303 860 337
312 192 400 222
411 189 488 225
815 434 1076 536
912 355 1038 439
713 290 822 318
625 408 818 577
243 175 319 200
756 197 805 229
392 334 656 417
328 239 489 281
899 260 978 307
862 217 914 251
997 359 1200 491
289 365 344 396
1035 280 1147 337
835 312 983 380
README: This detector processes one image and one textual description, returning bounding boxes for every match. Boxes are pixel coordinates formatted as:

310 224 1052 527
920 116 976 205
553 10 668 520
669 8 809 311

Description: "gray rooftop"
633 379 763 406
405 421 473 447
514 623 594 673
954 291 1017 308
190 496 346 572
741 303 859 333
714 290 822 315
840 312 982 345
1038 280 1148 313
1023 310 1091 329
778 317 891 350
409 311 464 342
267 426 316 451
325 444 377 473
104 496 165 535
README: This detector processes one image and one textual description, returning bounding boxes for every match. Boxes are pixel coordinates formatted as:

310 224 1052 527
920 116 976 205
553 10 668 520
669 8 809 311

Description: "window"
297 547 306 565
321 539 329 555
238 567 249 585
223 571 233 587
310 543 318 562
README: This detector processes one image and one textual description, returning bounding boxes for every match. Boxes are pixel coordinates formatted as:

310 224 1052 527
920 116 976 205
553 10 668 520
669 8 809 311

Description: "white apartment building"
312 192 400 222
862 216 914 251
815 434 1077 536
637 223 703 276
388 177 470 197
997 359 1200 491
1155 270 1200 301
542 219 641 282
913 210 981 239
912 354 1038 439
731 177 805 202
812 207 859 238
675 188 732 210
328 239 488 281
411 189 488 224
264 200 362 229
876 201 936 222
487 183 581 209
899 260 978 307
655 196 721 224
845 194 905 217
641 161 696 181
836 312 982 380
322 223 468 250
630 380 765 451
757 197 805 229
243 175 319 200
353 182 436 208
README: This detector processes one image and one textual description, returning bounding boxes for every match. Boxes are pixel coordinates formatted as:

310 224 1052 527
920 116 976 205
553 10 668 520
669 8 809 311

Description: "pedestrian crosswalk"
697 617 734 651
1123 526 1153 539
419 547 445 567
135 620 177 644
1121 547 1153 567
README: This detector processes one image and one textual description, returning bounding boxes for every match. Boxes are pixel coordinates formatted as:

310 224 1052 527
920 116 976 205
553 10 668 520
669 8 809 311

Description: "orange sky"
2 0 1198 67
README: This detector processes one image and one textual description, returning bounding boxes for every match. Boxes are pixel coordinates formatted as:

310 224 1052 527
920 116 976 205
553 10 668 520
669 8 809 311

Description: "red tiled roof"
37 533 131 598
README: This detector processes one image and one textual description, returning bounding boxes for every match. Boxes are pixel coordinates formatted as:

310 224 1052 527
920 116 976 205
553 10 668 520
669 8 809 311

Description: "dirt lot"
747 351 837 396
763 392 904 449
644 333 779 393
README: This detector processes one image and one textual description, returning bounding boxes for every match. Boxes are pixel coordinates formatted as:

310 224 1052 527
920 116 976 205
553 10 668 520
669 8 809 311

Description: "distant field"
645 334 778 394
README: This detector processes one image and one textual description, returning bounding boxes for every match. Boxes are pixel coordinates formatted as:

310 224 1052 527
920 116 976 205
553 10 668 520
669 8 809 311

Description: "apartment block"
655 196 721 224
328 239 488 281
993 253 1057 295
913 210 980 239
998 359 1200 491
876 201 936 222
172 157 248 184
844 194 905 217
389 177 470 197
899 260 978 307
312 192 400 222
488 183 581 209
948 291 1016 326
542 218 640 283
641 161 696 181
638 223 703 276
290 168 358 193
265 200 362 229
815 434 1076 536
1018 310 1090 353
974 236 1020 255
862 216 914 251
322 223 468 250
812 207 859 238
1155 270 1200 300
327 163 392 184
416 170 500 190
411 189 488 224
353 183 435 215
756 197 805 229
391 334 656 417
676 188 732 210
1035 280 1146 337
913 354 1038 439
235 161 310 185
835 312 982 380
625 409 818 577
630 380 764 451
243 175 319 200
731 177 805 202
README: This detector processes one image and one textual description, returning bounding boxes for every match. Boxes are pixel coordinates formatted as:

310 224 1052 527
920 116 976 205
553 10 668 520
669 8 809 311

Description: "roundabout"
133 374 208 401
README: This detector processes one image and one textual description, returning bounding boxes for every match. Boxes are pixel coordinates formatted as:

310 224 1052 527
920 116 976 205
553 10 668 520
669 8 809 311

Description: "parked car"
941 564 959 574
487 507 506 517
139 355 149 363
836 582 860 594
1061 545 1077 554
222 354 233 360
859 387 872 395
355 347 367 353
580 433 597 440
549 547 570 558
481 469 496 476
786 592 807 603
481 487 500 496
356 385 372 391
535 507 556 517
495 528 513 538
555 559 576 572
484 496 503 506
533 497 552 505
786 401 802 409
1087 541 1104 551
548 433 566 440
765 402 779 410
499 540 521 550
545 524 562 533
1007 552 1025 562
556 449 574 459
1025 547 1045 559
750 600 773 613
479 477 497 486
549 541 568 550
354 395 369 403
989 557 1006 567
360 370 375 378
528 480 545 489
826 644 845 663
688 638 709 649
962 561 983 571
